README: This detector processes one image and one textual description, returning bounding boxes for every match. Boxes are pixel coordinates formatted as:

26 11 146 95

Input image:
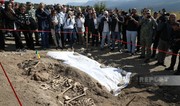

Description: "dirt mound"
17 58 119 106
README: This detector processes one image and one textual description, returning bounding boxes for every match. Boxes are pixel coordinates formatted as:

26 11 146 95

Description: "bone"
63 78 73 87
58 84 73 97
65 87 88 105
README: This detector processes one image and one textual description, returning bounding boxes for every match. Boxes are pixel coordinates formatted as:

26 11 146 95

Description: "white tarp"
47 51 131 96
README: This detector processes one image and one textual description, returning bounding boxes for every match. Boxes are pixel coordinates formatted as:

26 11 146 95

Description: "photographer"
17 4 37 50
111 11 124 52
63 11 76 49
36 2 50 49
99 11 111 50
3 1 24 51
125 12 139 55
139 9 157 63
76 12 85 45
26 2 40 46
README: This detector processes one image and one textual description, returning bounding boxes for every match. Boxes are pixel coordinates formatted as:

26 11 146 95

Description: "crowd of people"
0 1 180 74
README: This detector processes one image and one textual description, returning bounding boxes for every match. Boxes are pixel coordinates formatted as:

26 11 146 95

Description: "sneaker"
165 67 174 71
119 50 123 53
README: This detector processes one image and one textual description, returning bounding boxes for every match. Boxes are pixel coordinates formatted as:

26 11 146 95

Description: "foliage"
94 2 106 14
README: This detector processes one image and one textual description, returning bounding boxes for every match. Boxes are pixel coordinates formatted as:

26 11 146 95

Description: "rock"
33 72 50 82
87 53 92 57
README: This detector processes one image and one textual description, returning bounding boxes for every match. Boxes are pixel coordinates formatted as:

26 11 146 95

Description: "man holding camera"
139 9 157 63
111 11 124 52
155 13 177 66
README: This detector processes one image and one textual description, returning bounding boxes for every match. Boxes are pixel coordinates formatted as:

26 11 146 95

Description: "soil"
0 38 180 106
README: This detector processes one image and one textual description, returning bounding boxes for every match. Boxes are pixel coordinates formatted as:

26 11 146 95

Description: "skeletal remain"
73 82 84 94
78 98 96 106
63 95 71 101
63 78 73 87
58 83 73 97
58 100 63 106
65 87 88 105
33 61 40 68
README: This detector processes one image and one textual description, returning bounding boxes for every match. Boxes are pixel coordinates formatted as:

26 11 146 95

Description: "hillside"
68 0 180 11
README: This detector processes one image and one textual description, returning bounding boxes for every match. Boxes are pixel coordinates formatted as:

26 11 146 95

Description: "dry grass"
171 12 180 20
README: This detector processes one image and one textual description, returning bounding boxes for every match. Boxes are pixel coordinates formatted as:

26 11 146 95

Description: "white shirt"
115 22 119 32
94 18 98 29
63 17 75 29
76 17 85 28
57 12 66 25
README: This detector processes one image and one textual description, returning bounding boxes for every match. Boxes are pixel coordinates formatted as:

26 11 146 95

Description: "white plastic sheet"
47 51 131 96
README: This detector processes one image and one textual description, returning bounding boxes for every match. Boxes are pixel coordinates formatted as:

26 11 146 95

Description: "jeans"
101 32 111 48
64 29 74 48
111 32 121 50
40 31 49 49
126 30 137 53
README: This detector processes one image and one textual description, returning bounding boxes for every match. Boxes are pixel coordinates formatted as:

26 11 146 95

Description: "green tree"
94 2 106 14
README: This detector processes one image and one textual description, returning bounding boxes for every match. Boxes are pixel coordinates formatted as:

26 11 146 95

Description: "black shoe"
154 62 166 67
125 51 130 53
151 54 155 59
100 48 104 51
138 56 145 59
165 67 174 71
174 71 180 75
131 53 135 56
144 59 150 63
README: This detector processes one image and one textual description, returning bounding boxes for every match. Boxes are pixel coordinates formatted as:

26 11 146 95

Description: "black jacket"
17 12 38 30
111 15 123 32
99 16 111 33
158 21 174 42
89 18 99 33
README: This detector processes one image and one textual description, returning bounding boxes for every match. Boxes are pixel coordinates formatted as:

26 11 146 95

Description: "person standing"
165 22 180 74
0 1 5 51
26 2 40 46
151 12 160 58
111 11 124 52
76 12 85 45
99 11 111 50
17 4 37 50
50 9 58 48
36 2 50 49
57 5 66 48
125 13 139 55
155 13 176 66
63 11 76 49
90 12 99 47
4 1 24 51
139 9 157 63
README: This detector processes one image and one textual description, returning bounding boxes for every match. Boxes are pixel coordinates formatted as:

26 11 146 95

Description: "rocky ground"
0 37 180 106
